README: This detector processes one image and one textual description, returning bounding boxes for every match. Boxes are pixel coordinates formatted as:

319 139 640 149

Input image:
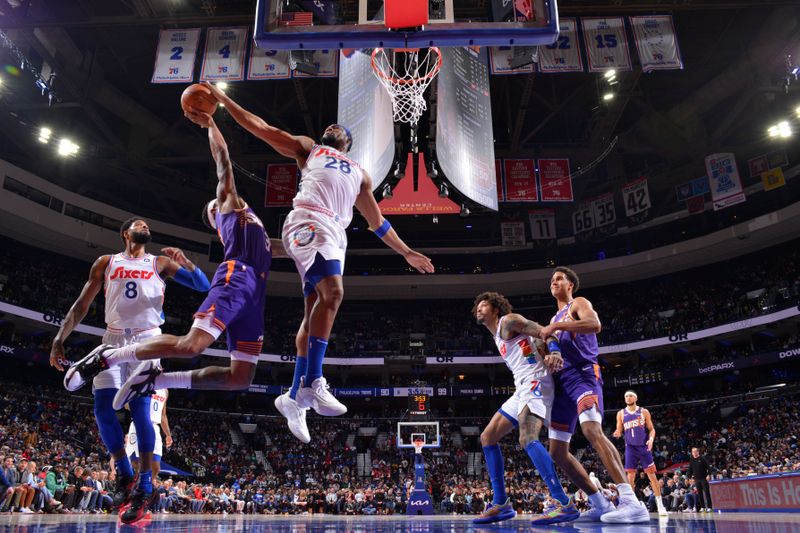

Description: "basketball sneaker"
472 498 516 524
64 344 112 391
575 497 616 522
113 362 161 410
112 474 137 508
296 377 347 416
531 497 581 525
600 499 651 523
120 486 155 524
274 392 311 443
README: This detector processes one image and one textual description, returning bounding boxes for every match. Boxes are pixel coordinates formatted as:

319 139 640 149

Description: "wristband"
547 339 561 354
373 219 392 238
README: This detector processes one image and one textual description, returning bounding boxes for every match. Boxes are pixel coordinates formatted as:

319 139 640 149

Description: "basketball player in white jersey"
126 388 172 480
50 218 210 523
473 292 579 526
200 82 434 443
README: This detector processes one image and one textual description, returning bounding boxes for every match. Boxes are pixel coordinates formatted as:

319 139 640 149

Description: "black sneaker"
63 345 113 391
120 486 154 524
112 362 162 410
112 474 137 508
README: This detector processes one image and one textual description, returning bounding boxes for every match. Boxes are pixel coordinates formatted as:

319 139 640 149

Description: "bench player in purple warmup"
538 267 650 524
614 390 668 516
66 112 287 421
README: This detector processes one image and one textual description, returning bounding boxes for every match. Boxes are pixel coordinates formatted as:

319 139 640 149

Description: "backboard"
397 421 440 449
254 0 559 50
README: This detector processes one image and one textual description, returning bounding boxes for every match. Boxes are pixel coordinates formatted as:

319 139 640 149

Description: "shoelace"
313 379 332 394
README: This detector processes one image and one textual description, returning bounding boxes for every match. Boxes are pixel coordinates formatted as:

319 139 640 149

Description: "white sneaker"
575 498 615 522
274 392 311 443
657 505 669 517
20 507 33 514
296 377 347 416
601 500 650 524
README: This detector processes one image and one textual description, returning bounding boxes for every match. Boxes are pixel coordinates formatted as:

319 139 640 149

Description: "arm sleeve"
172 267 211 292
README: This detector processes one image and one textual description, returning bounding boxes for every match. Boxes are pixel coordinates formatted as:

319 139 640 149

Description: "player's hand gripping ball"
181 83 218 115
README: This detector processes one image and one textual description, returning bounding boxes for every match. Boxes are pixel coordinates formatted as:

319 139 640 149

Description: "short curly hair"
472 291 512 318
119 217 144 245
553 266 580 294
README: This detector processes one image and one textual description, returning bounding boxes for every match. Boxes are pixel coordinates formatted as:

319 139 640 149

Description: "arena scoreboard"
408 393 430 419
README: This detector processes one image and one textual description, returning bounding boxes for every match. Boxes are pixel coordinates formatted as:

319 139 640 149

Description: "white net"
371 47 443 125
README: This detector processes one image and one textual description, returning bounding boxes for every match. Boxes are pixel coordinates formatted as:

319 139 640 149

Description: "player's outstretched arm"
158 248 211 292
354 172 434 274
201 82 314 165
50 255 110 371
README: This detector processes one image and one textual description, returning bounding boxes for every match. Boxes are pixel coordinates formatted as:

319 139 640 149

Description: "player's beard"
129 230 151 244
321 133 341 150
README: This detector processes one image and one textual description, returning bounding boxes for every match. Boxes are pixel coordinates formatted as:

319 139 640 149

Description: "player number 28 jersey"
494 316 553 391
294 145 364 230
104 253 165 332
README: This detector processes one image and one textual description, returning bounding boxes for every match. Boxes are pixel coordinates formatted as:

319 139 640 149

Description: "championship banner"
293 50 338 77
529 210 556 240
503 159 538 201
199 27 248 82
501 221 526 247
629 15 683 72
592 193 616 228
705 153 746 211
247 48 291 80
496 160 505 202
686 195 705 215
711 473 800 512
151 28 201 84
264 164 298 206
581 17 632 72
761 167 786 191
622 177 651 216
538 18 584 73
489 47 535 75
538 159 573 201
675 176 710 202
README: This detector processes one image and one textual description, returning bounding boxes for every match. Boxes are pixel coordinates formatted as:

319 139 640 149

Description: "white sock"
105 344 139 366
616 483 637 504
154 371 193 389
588 491 608 509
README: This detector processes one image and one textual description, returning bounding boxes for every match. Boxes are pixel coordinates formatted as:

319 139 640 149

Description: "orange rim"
371 47 443 85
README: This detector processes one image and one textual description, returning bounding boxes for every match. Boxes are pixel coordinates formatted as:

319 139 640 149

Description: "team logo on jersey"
292 224 316 247
530 380 543 397
499 343 507 357
518 338 537 364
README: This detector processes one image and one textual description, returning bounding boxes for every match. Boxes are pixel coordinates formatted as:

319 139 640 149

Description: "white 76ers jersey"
104 253 165 333
294 145 364 229
149 389 167 425
494 316 553 392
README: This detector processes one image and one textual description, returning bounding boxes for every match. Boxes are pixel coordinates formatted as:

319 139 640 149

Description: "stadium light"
604 69 616 79
779 121 792 137
796 105 800 118
216 82 228 91
57 138 79 156
38 127 52 143
603 92 614 101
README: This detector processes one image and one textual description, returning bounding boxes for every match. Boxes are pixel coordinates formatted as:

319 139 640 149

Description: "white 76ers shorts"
281 207 348 288
499 374 555 427
92 328 161 391
125 424 163 459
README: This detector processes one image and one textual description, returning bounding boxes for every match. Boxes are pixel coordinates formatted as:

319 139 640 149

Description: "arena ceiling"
0 0 798 247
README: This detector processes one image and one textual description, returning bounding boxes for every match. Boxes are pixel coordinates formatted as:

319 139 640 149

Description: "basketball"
180 84 217 115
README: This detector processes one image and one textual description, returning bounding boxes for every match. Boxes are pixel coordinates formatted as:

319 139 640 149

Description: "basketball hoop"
412 438 425 455
371 47 443 126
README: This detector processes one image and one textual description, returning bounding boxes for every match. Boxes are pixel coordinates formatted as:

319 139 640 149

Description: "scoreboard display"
408 393 430 418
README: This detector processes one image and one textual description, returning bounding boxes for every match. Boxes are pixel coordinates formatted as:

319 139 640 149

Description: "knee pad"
93 389 124 452
129 395 156 453
578 405 603 425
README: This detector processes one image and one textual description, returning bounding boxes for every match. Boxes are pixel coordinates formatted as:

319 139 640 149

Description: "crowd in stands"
2 375 799 516
1 236 798 360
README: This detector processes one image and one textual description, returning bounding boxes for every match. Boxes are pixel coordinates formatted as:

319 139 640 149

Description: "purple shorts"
625 445 656 472
550 364 604 435
194 259 266 357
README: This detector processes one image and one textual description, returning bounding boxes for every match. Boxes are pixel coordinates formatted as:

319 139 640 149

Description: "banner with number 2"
200 27 249 82
151 29 201 84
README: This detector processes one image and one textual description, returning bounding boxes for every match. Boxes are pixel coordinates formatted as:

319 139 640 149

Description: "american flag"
280 11 314 26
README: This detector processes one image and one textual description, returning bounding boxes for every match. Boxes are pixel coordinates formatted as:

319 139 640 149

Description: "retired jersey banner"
248 48 291 80
622 177 651 217
264 164 298 207
581 17 632 72
293 50 338 78
705 153 746 211
592 193 616 228
501 222 526 246
200 27 248 82
503 159 538 201
761 167 786 191
572 203 595 234
529 210 556 240
538 159 573 202
489 47 535 75
538 18 584 73
629 15 683 72
151 28 201 84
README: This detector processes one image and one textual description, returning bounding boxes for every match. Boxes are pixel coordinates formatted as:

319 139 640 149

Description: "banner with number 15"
200 27 249 82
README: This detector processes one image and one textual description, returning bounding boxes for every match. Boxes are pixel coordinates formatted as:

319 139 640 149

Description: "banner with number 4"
200 27 249 82
152 29 201 84
581 17 632 72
